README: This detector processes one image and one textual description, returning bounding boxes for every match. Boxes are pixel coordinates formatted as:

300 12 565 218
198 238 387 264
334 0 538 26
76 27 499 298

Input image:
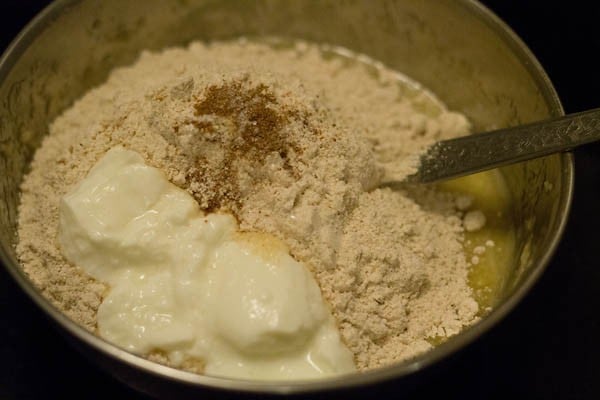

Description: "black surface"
1 1 599 399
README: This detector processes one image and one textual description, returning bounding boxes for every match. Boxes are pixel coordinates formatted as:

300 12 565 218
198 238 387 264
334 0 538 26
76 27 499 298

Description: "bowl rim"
0 0 574 394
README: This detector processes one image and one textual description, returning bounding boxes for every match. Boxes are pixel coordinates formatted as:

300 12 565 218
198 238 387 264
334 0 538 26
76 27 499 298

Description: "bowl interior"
0 0 571 395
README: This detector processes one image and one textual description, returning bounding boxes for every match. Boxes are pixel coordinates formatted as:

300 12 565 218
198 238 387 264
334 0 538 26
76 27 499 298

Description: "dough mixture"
16 39 509 374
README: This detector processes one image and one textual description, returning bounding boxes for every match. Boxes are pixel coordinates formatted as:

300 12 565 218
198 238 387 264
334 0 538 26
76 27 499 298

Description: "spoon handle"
406 107 600 183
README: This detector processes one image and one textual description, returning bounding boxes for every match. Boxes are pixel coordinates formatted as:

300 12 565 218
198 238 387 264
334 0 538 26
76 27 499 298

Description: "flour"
16 39 478 371
464 210 487 232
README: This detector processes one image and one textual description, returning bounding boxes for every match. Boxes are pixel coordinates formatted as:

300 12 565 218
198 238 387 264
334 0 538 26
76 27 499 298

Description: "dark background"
1 1 599 399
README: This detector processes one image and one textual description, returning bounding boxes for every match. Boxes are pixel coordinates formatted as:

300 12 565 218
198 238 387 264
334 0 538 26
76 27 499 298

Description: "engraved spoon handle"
405 107 600 183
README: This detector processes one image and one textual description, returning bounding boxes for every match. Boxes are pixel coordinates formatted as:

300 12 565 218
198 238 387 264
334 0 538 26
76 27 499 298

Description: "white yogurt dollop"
58 146 356 380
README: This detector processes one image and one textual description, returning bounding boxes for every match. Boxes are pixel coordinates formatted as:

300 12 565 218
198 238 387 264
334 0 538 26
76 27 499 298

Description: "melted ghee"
440 172 515 312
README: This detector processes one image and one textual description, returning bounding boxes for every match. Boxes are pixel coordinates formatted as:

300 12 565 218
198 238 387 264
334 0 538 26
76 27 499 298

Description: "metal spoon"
404 108 600 183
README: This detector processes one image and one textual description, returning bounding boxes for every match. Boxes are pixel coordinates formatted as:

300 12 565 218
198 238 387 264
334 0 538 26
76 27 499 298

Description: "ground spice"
184 78 303 212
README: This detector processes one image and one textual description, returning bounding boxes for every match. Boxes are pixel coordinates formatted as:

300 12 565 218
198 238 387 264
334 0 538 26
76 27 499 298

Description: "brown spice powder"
188 79 299 212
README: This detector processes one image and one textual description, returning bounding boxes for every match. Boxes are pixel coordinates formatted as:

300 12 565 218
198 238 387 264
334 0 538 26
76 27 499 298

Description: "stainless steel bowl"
0 0 573 396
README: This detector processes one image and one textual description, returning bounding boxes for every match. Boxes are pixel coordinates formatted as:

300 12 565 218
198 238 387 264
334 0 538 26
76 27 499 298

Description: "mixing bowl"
0 0 572 396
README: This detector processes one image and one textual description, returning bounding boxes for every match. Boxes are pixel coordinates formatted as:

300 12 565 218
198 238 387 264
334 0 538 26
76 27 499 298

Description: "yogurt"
58 146 356 380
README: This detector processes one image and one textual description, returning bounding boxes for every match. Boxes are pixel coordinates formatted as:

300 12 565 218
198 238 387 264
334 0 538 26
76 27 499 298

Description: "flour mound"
17 40 477 370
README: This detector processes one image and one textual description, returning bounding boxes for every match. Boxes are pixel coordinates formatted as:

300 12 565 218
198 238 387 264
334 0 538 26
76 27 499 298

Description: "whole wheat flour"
17 39 478 371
